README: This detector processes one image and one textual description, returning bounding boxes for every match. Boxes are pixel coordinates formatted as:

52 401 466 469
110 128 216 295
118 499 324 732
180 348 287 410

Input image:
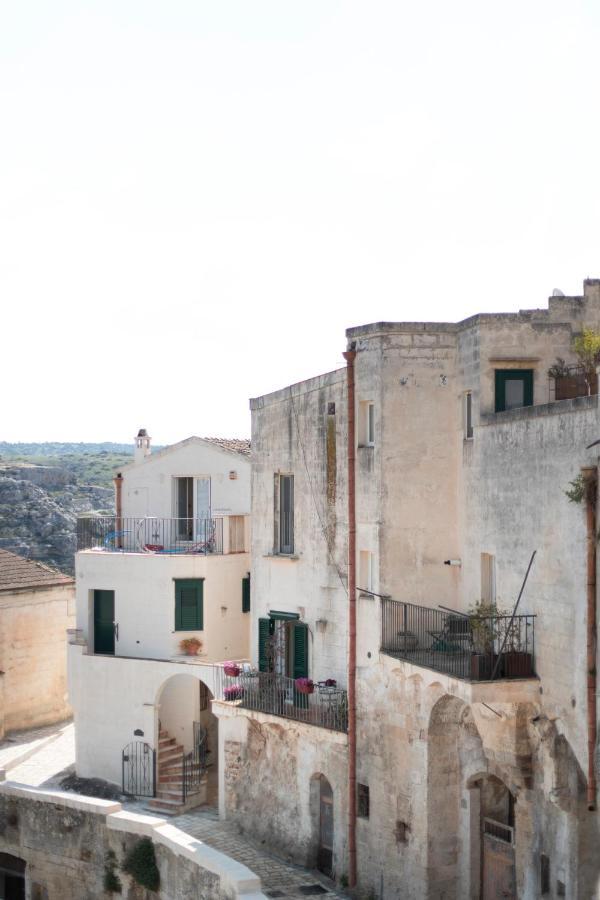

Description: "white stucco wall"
68 647 221 786
75 550 250 663
119 438 250 519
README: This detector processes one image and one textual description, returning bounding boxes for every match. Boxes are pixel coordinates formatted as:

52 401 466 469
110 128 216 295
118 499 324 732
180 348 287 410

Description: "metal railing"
182 721 208 802
216 668 348 733
381 598 535 681
76 516 224 555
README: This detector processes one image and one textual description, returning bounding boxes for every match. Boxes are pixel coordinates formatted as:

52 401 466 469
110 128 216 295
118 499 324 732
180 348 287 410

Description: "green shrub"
122 837 160 893
104 849 122 894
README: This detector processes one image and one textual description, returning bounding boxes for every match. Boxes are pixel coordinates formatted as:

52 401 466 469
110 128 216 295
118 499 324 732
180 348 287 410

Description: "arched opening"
309 773 334 878
0 853 25 900
472 774 516 900
153 673 218 811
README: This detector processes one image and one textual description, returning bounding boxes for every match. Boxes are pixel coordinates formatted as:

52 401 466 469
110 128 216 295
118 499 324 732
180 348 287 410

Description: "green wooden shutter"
242 576 251 613
258 617 273 671
175 580 203 630
292 622 309 679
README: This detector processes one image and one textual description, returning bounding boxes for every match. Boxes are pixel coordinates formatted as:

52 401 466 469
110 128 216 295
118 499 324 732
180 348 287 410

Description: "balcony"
216 669 348 733
76 516 233 555
381 598 535 682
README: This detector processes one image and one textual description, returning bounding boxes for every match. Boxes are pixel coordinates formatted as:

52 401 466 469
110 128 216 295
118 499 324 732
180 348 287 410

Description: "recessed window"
465 391 473 439
357 783 370 818
481 553 496 605
359 551 374 593
359 401 375 446
278 474 294 554
540 854 550 895
242 575 251 613
495 369 533 412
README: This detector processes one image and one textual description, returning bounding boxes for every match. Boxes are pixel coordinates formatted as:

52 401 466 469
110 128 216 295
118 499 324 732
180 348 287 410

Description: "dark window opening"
242 575 251 613
327 402 336 415
495 369 534 413
465 391 473 439
279 474 294 554
357 783 370 818
540 854 550 895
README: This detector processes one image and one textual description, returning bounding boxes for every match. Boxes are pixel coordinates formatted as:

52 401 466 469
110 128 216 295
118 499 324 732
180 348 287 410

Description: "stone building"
214 279 600 898
69 431 252 815
0 549 74 738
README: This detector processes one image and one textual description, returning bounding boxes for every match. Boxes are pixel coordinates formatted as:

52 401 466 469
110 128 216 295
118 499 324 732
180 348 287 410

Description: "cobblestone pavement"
3 728 347 899
8 722 75 786
0 720 73 774
171 806 347 899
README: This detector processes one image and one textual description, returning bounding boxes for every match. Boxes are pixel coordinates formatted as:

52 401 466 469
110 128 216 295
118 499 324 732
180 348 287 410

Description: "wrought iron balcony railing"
216 669 348 733
381 598 535 681
76 516 224 555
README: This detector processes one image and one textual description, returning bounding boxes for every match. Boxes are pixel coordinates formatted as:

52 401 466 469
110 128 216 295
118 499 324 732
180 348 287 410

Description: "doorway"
174 476 211 540
93 590 115 655
480 777 516 900
0 853 25 900
317 776 334 878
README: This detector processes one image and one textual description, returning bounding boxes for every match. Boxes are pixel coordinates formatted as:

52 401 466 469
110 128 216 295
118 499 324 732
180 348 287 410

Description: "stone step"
147 797 183 816
158 747 183 764
159 736 177 749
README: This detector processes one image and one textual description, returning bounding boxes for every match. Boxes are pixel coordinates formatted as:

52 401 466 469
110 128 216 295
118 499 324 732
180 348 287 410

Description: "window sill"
264 553 300 561
358 444 375 450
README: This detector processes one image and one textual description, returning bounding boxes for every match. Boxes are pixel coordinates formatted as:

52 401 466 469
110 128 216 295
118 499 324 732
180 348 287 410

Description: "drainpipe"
114 472 123 551
342 348 357 888
582 466 598 811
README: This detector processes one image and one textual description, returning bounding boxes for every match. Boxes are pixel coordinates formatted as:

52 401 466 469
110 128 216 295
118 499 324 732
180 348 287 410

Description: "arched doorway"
151 673 218 812
309 774 334 878
476 775 516 900
0 853 25 900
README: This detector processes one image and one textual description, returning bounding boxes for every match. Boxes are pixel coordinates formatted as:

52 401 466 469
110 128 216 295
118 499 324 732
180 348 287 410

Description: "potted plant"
294 677 315 695
179 637 202 656
224 684 244 701
223 661 241 677
468 601 502 680
498 618 534 677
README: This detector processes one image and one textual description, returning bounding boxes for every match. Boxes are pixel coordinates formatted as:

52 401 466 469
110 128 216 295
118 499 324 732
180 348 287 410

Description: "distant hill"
0 442 150 574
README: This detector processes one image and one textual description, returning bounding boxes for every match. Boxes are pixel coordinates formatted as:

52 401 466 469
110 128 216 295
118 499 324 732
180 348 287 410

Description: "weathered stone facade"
216 279 600 898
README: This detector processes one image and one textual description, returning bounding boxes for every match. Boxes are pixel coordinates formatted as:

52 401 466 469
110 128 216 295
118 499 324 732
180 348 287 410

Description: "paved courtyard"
2 722 346 899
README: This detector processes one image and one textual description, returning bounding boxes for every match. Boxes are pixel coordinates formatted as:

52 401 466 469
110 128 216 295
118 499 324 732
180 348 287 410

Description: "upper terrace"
76 514 249 556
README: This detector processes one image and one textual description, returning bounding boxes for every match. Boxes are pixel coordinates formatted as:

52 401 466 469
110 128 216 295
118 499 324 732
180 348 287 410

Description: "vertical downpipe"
343 348 357 887
114 472 123 550
582 466 598 811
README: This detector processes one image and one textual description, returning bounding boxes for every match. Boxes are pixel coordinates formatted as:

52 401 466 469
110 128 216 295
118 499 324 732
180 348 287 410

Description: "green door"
94 590 115 654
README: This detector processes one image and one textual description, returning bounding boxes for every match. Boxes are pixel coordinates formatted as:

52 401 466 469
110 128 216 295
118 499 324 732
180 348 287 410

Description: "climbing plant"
103 849 122 894
122 837 160 893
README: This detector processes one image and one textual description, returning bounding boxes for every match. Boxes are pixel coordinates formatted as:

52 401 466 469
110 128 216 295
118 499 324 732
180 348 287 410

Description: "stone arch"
308 773 334 877
155 672 218 807
427 695 487 900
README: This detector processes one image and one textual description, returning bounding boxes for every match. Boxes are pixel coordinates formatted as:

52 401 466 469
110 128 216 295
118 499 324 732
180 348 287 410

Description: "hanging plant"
122 837 160 893
565 473 586 504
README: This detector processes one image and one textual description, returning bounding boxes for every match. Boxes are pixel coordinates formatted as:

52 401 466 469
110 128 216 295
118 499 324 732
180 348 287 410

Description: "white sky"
1 1 599 444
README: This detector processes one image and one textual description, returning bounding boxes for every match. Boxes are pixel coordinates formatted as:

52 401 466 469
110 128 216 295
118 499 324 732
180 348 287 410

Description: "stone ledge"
480 393 597 426
212 700 349 744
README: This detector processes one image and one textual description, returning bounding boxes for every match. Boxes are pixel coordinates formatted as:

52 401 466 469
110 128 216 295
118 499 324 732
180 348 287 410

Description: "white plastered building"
68 431 251 814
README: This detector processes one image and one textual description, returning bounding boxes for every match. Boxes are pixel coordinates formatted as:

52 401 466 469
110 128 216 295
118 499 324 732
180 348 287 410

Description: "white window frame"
464 391 473 440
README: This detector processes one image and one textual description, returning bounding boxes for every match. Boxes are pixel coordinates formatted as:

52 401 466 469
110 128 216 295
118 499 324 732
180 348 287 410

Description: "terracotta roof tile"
202 438 251 457
0 549 73 593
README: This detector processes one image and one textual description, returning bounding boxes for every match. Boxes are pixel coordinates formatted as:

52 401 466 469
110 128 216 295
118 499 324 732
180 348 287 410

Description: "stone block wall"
0 782 264 899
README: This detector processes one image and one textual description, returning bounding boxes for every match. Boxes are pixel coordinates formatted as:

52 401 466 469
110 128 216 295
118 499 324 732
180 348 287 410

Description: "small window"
358 401 375 446
357 783 370 818
199 681 209 711
359 551 374 593
174 579 204 631
279 474 294 554
495 369 533 413
540 854 550 895
242 575 251 613
465 392 473 439
481 553 496 605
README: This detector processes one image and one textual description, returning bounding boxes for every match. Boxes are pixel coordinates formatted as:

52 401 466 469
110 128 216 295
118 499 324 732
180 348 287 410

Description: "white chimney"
134 428 151 464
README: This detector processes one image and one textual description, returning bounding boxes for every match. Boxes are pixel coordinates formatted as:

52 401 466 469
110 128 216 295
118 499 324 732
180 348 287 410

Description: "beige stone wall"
0 782 263 899
0 583 75 737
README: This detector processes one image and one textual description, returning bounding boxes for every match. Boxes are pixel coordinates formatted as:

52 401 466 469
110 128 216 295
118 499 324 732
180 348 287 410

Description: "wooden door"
93 590 115 655
482 818 516 899
318 777 334 878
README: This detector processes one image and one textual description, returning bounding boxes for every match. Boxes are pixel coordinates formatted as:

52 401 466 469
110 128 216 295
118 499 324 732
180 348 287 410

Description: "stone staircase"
147 728 206 816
